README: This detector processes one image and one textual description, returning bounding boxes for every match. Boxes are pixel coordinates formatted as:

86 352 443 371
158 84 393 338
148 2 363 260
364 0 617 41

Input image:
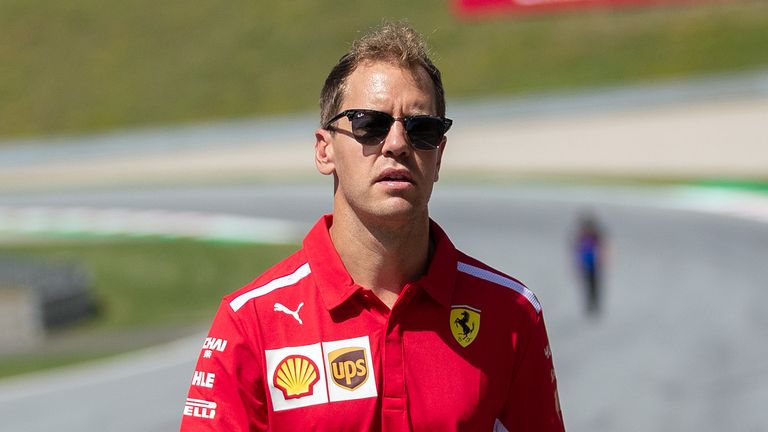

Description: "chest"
258 292 511 431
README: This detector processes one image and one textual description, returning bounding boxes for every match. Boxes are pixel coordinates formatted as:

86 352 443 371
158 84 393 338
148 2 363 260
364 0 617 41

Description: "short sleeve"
496 312 565 432
180 300 268 431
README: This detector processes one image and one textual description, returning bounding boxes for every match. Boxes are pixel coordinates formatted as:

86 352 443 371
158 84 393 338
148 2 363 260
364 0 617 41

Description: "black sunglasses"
324 109 452 150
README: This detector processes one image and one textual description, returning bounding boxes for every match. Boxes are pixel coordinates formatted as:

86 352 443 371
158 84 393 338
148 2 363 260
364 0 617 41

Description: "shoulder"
223 248 311 313
454 252 542 321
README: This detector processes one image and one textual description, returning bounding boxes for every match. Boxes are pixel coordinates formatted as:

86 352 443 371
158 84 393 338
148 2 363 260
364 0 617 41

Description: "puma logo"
273 302 304 325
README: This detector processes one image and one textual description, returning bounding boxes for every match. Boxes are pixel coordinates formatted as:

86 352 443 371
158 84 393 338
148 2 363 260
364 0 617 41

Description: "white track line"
0 206 302 244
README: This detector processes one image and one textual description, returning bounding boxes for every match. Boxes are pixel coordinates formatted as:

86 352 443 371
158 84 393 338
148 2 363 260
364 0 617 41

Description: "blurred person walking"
180 22 564 432
573 212 605 317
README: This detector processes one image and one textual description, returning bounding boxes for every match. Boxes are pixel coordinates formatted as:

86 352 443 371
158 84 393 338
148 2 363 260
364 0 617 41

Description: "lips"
376 168 414 184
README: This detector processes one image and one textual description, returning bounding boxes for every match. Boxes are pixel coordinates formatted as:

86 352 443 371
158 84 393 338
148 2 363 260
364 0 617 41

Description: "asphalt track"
1 72 767 431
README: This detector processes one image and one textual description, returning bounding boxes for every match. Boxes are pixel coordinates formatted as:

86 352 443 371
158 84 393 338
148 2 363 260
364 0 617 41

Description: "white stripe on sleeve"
229 263 311 312
457 261 541 313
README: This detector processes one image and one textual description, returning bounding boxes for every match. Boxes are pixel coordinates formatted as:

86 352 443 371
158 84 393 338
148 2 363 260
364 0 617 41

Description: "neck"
330 211 431 308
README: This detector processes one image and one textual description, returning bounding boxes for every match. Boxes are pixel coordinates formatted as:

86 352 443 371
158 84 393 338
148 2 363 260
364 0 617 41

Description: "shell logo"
273 355 320 399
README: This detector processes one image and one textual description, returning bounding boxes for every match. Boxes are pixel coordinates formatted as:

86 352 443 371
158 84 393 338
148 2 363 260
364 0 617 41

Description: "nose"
381 119 410 158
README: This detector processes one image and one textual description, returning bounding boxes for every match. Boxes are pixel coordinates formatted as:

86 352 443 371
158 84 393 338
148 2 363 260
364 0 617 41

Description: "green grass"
0 238 298 377
1 0 767 139
2 238 298 327
692 179 768 194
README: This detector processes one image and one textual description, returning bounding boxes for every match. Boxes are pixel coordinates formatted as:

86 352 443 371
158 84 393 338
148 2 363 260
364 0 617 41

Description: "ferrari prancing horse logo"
450 305 481 347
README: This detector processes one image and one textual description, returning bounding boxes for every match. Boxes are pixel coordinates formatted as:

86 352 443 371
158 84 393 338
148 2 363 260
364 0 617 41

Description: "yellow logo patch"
450 305 481 347
273 355 320 400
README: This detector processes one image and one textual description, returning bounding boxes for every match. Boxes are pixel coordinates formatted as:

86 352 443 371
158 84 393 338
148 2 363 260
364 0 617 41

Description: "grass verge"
691 179 768 195
1 0 767 138
0 238 298 378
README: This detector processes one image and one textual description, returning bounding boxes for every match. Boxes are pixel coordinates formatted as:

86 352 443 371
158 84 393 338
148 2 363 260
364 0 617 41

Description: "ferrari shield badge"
450 305 480 348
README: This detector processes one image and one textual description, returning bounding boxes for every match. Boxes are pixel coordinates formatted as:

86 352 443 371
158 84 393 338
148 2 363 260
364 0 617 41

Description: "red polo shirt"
180 215 564 431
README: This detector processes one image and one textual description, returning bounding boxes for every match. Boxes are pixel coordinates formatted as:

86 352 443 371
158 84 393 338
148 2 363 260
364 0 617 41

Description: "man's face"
315 61 446 227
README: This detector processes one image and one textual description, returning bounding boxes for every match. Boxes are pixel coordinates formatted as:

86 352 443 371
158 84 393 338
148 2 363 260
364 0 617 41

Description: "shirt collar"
304 214 458 311
303 215 359 311
417 219 458 309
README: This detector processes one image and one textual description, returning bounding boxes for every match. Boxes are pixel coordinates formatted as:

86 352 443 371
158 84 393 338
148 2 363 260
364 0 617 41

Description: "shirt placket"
381 285 418 432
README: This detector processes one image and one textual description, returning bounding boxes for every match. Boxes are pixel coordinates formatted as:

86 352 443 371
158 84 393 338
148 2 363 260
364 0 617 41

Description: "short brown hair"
319 22 446 126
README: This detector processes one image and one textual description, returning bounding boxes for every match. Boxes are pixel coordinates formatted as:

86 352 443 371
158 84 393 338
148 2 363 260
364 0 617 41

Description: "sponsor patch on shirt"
450 305 481 348
273 355 321 399
201 337 228 359
265 336 377 411
191 370 216 389
183 398 217 419
266 343 328 411
323 336 377 402
328 347 368 390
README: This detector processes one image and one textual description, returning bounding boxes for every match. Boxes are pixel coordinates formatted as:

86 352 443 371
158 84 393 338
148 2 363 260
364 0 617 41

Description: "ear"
315 128 336 176
434 137 447 183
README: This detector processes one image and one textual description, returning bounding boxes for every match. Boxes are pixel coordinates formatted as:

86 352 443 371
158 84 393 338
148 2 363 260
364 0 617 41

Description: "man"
574 212 605 317
180 22 564 431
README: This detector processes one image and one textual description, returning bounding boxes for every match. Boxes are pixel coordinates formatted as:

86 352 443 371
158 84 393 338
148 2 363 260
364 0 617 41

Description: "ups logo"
328 347 368 391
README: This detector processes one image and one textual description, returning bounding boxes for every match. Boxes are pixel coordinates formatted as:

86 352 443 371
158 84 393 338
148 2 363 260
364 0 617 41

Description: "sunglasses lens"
343 110 447 150
351 111 393 146
405 117 445 150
